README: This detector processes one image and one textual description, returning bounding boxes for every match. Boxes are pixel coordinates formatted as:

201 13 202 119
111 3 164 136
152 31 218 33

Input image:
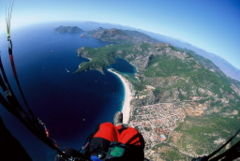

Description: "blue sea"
0 23 135 161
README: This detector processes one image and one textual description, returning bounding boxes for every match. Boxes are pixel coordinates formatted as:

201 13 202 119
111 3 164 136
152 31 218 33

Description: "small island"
55 25 84 34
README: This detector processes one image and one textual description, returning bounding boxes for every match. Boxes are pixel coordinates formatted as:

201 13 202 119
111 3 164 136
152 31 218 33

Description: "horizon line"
0 20 239 71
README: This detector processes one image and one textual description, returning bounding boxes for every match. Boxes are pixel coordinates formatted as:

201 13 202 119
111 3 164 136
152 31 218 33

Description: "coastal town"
129 102 186 149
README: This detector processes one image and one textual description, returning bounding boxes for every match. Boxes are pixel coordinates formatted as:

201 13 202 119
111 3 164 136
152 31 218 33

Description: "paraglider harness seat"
56 122 145 161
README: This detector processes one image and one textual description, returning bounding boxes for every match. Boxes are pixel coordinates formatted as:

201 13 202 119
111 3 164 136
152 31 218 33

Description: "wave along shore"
108 69 132 123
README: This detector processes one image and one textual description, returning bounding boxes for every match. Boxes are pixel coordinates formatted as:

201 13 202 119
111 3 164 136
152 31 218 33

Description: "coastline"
108 69 132 124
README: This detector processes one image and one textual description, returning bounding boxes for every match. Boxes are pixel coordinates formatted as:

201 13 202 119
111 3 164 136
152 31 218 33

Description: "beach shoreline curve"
108 68 132 124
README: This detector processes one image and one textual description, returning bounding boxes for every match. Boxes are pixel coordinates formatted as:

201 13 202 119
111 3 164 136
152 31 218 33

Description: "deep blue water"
0 23 135 161
110 59 136 73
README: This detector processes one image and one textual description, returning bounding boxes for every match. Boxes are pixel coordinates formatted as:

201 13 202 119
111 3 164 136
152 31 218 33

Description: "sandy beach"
108 69 132 124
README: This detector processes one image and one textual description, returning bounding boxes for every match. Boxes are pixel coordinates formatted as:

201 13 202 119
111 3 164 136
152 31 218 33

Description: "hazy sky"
0 0 240 69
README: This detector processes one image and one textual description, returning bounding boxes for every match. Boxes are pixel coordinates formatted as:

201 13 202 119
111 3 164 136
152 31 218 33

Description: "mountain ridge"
132 28 240 81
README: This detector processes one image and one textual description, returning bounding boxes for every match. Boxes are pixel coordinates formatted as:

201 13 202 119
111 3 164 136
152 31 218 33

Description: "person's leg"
93 122 119 142
116 125 144 146
115 125 145 161
87 122 119 158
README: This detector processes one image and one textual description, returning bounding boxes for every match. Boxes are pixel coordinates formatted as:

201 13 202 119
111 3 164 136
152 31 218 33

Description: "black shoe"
113 111 123 126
